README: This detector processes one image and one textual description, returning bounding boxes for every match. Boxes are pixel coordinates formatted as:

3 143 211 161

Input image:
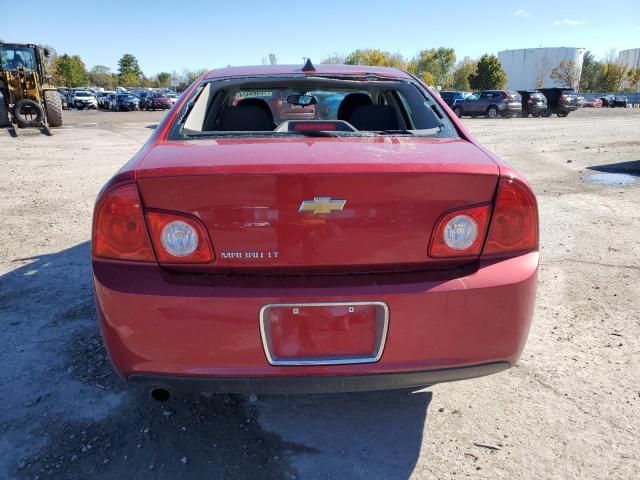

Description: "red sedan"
582 98 603 108
92 63 538 395
145 93 172 110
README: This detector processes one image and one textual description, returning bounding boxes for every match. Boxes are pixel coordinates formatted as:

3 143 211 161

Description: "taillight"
146 211 214 263
502 92 509 100
93 184 155 261
483 179 538 255
429 205 491 257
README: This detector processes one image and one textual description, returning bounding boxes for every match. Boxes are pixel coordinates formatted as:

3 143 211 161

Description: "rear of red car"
149 94 172 110
92 66 538 393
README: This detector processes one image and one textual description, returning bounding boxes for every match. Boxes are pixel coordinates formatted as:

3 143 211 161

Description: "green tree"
52 54 88 87
595 63 628 92
451 59 477 91
118 53 142 85
88 65 116 89
177 68 207 91
627 68 640 93
155 72 172 88
407 48 456 87
579 51 600 92
344 49 406 68
550 60 581 89
468 54 507 90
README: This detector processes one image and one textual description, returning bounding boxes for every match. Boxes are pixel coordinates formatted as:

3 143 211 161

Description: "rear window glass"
171 76 457 140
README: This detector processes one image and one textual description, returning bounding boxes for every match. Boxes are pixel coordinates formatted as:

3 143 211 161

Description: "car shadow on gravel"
587 160 640 176
1 242 432 480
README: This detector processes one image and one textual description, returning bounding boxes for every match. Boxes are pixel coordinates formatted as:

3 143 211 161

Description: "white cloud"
553 19 586 26
514 9 531 16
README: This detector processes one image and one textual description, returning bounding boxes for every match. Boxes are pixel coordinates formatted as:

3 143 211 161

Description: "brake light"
93 184 155 261
483 179 538 255
146 211 214 263
429 205 491 257
293 122 338 131
502 92 509 100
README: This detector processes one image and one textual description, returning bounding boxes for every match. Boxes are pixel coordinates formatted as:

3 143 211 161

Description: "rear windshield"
75 91 91 97
170 76 457 140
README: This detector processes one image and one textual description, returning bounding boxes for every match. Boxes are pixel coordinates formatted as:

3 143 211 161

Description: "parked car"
136 90 155 109
112 93 140 111
538 88 579 117
98 91 115 109
164 92 179 105
439 90 471 108
143 92 172 110
598 94 616 108
613 95 628 108
92 63 539 395
517 90 547 117
70 90 97 110
58 89 70 110
452 90 522 118
582 98 603 108
103 93 116 110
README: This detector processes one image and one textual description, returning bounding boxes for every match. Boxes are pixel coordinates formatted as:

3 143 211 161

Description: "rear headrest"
337 93 373 121
219 98 274 131
349 105 399 131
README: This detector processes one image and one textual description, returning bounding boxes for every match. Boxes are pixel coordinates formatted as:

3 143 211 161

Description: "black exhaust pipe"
150 387 170 402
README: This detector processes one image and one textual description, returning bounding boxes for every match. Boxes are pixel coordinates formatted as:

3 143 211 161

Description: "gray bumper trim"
128 362 511 394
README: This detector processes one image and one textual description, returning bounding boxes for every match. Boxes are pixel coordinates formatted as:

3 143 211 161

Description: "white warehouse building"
498 47 586 91
618 49 640 92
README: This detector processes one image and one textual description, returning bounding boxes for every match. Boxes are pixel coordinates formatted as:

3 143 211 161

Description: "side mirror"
287 94 317 107
44 48 51 58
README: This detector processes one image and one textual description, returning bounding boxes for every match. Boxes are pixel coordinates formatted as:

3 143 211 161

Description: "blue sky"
2 0 639 76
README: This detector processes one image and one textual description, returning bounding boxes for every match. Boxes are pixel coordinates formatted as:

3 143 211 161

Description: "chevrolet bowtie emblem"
299 197 347 215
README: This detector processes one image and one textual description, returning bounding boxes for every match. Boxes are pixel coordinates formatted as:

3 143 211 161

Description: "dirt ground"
1 108 639 480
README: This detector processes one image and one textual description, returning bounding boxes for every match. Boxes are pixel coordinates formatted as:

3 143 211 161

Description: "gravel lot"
1 108 639 479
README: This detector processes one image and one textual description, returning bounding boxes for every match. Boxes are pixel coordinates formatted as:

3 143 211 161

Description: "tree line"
48 48 204 91
46 45 639 93
323 48 639 93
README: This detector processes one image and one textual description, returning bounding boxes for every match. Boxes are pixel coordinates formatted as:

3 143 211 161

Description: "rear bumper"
129 362 510 394
93 252 538 391
526 104 547 113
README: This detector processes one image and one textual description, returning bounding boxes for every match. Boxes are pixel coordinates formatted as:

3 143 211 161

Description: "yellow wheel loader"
0 42 63 135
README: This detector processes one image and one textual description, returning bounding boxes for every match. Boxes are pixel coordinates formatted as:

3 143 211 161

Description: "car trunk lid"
136 137 499 271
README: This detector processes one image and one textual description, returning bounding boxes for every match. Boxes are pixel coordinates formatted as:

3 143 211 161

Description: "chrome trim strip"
259 301 389 366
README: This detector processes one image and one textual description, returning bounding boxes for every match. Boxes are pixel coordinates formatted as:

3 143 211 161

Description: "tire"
557 112 568 117
540 110 552 118
486 106 499 119
453 106 462 118
43 90 63 127
0 95 10 127
531 113 540 118
13 99 44 127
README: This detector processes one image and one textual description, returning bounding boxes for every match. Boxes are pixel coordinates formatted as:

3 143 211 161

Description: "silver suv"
453 90 522 118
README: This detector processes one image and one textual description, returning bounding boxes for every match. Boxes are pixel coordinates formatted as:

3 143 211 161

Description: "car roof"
204 64 413 80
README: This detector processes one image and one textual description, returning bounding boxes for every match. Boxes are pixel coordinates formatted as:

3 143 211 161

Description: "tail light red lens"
146 211 214 263
93 184 155 261
429 205 491 258
483 179 538 255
